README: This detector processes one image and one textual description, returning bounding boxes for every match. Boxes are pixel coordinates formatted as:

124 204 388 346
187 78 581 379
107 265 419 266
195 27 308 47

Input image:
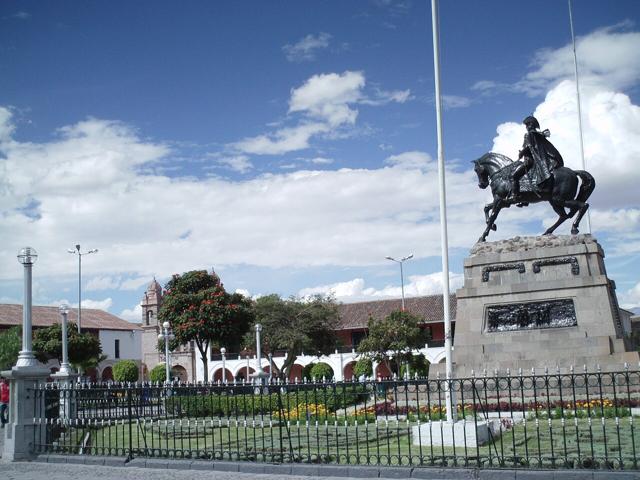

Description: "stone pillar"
2 366 50 461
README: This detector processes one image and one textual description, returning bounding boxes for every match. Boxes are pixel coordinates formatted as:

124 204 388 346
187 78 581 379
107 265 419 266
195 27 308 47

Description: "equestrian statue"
473 116 595 243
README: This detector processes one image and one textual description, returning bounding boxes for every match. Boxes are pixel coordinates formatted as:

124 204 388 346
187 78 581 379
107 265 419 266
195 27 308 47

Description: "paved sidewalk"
0 462 416 480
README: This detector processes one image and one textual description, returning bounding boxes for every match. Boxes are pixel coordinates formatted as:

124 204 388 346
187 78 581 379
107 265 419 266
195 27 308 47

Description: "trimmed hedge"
165 384 368 417
149 363 177 382
113 360 139 382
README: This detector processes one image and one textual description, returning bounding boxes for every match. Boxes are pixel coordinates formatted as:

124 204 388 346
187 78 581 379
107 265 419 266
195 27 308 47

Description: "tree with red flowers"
157 270 253 380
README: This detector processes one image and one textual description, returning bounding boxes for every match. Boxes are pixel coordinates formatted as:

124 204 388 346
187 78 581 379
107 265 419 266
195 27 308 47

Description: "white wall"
99 329 142 361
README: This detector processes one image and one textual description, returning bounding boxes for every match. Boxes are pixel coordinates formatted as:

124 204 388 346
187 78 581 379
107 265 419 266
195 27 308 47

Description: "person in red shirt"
0 377 9 427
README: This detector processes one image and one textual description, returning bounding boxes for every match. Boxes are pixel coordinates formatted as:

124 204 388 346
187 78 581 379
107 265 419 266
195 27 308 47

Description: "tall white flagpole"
430 0 455 423
568 0 591 233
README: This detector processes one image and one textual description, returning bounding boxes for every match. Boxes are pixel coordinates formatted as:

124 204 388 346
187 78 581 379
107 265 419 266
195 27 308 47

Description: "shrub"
301 363 315 381
164 384 369 417
150 363 170 382
310 362 334 381
353 358 373 379
112 360 139 382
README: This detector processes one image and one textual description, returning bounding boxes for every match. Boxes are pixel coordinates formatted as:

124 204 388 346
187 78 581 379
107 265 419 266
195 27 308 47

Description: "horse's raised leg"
484 202 494 224
479 202 503 242
571 202 589 235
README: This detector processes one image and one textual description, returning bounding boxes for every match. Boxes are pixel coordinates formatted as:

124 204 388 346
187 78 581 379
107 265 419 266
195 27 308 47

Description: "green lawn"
46 416 640 470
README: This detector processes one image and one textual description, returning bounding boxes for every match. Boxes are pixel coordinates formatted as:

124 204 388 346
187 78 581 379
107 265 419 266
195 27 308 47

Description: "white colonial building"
0 303 141 381
138 278 453 383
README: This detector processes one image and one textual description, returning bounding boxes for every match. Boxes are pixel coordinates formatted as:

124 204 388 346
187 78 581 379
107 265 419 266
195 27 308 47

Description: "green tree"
33 322 102 367
248 294 339 380
399 353 430 378
158 270 253 381
310 362 334 380
0 326 21 371
357 310 427 376
112 360 139 382
353 357 373 379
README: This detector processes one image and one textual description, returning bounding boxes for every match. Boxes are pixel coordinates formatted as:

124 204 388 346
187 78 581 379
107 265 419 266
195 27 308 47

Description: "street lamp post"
157 321 174 383
220 347 227 383
58 305 72 375
16 247 39 368
67 244 98 333
385 254 414 311
254 323 265 381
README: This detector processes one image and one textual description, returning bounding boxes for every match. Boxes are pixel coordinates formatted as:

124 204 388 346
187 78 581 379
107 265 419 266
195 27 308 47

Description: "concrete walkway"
2 457 639 480
1 462 412 480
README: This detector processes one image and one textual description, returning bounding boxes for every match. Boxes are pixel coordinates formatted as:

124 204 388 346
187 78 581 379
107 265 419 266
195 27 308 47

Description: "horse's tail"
574 170 595 203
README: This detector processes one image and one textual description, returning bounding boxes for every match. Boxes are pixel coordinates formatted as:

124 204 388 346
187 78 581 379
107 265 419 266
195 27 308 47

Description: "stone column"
2 367 50 461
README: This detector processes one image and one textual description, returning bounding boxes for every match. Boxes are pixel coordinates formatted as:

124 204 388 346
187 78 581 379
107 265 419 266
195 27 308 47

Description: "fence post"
127 386 133 460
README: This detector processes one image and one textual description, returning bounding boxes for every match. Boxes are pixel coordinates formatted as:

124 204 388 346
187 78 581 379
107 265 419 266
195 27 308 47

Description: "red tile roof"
0 304 141 331
336 294 456 330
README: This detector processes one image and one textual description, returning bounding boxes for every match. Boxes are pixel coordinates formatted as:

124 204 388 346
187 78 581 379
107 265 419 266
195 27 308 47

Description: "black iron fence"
32 367 640 471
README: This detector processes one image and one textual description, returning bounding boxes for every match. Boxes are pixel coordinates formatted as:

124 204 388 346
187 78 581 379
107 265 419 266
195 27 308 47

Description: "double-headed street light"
157 321 175 383
385 254 414 311
67 244 98 333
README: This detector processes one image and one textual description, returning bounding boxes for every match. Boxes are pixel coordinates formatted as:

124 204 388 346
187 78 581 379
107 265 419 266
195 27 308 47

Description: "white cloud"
620 282 640 310
361 89 412 106
298 272 464 302
309 157 334 165
385 151 433 170
234 122 328 155
51 298 113 311
85 276 121 291
233 71 409 156
283 32 332 62
590 209 640 233
518 24 640 96
0 107 15 141
289 71 365 126
119 303 142 322
0 111 488 280
120 276 152 291
217 155 254 174
441 95 472 109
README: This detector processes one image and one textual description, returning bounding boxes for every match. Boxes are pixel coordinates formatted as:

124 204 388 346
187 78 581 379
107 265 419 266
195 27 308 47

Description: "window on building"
115 339 120 359
146 310 153 326
424 326 433 341
351 331 366 348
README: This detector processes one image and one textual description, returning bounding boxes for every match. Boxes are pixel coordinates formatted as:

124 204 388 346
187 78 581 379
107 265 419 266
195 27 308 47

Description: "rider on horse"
510 116 564 199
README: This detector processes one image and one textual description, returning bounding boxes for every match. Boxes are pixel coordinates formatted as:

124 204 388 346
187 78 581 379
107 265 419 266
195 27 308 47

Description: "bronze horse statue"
473 152 595 242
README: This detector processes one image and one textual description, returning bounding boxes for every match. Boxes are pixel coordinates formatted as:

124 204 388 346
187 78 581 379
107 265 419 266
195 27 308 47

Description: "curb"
27 455 640 479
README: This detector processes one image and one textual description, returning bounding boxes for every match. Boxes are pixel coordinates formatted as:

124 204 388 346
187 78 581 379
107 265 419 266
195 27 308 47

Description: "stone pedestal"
2 365 50 461
453 234 638 376
412 420 490 447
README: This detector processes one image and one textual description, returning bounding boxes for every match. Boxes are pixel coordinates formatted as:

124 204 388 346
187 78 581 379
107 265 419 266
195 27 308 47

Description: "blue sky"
1 0 639 321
